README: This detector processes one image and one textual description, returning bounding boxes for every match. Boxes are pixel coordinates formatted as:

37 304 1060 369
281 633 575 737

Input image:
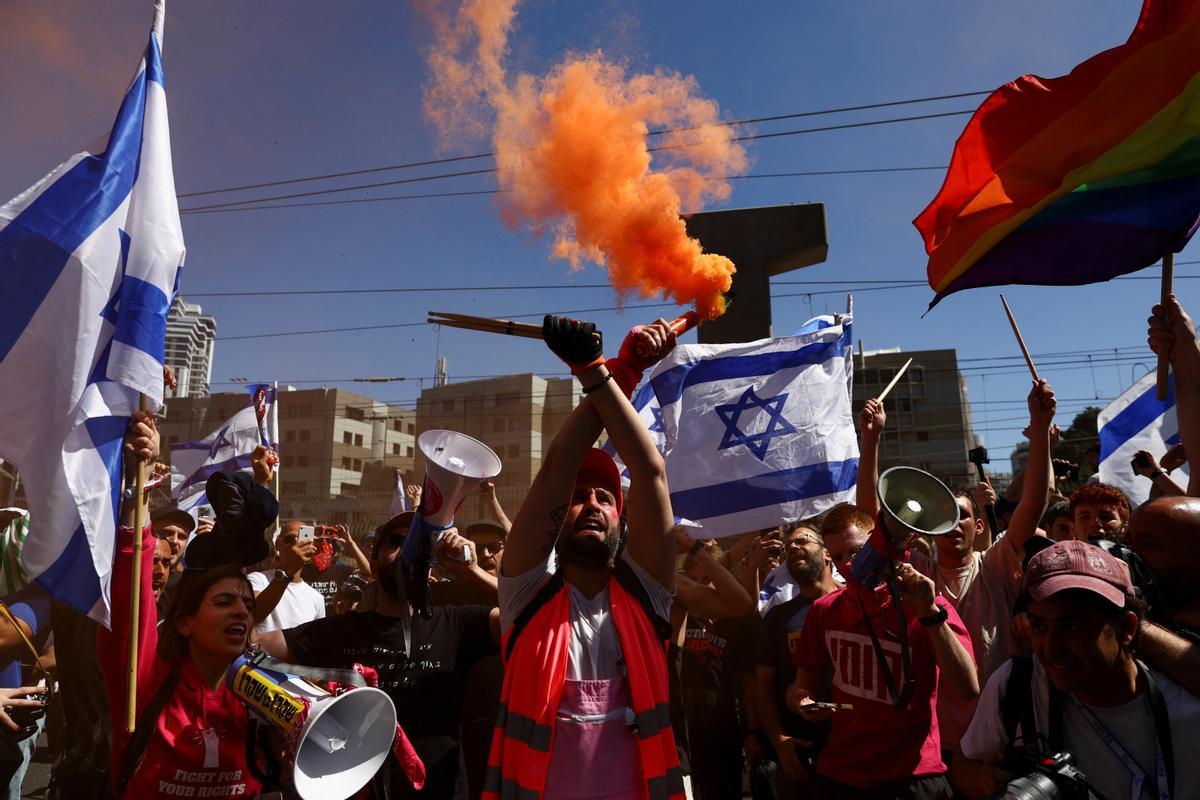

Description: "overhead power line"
180 110 975 214
178 89 990 199
179 166 950 216
189 270 1192 300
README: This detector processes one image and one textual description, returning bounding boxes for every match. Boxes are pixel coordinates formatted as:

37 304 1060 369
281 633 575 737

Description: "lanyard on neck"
1067 661 1173 800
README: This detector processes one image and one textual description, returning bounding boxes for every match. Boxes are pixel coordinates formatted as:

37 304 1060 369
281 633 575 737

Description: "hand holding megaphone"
402 430 501 618
893 562 938 616
434 527 475 568
850 466 958 590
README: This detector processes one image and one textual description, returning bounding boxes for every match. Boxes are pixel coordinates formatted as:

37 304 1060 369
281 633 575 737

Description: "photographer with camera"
957 539 1200 799
246 521 322 633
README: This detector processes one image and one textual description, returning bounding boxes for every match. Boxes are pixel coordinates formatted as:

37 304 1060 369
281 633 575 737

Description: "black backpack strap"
114 667 182 799
505 570 566 661
612 559 672 643
1000 654 1037 753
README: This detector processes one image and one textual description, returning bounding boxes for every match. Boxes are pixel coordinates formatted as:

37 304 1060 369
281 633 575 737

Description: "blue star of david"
648 406 665 434
714 386 796 461
208 426 234 459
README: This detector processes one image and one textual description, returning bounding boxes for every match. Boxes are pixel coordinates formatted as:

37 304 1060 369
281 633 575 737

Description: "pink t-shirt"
793 585 972 788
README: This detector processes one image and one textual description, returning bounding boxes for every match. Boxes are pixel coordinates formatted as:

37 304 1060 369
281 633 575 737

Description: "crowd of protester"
0 298 1195 799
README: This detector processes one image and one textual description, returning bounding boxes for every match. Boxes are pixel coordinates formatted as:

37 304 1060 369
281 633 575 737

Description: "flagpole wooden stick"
126 393 148 733
1156 252 1174 400
1000 294 1040 381
875 358 913 402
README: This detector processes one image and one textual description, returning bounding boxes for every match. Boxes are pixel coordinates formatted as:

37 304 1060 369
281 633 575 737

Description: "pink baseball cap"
1020 539 1132 609
575 448 624 516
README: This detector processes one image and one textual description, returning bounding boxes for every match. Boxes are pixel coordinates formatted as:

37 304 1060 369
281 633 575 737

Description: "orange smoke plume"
417 1 747 319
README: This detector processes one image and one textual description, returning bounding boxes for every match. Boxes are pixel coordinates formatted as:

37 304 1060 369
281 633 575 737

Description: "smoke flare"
418 0 747 319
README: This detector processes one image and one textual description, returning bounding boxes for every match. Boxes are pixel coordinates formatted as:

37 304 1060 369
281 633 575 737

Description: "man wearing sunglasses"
256 509 502 798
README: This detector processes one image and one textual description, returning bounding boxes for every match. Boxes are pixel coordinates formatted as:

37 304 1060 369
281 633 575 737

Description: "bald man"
1129 496 1200 639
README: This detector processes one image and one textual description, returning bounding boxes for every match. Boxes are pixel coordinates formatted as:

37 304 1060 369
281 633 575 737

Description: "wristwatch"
918 605 949 627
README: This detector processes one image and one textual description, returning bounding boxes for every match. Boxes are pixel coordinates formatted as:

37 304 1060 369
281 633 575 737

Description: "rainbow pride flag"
915 0 1200 307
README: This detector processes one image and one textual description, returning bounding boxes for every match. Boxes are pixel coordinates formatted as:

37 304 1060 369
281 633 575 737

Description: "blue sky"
0 0 1188 463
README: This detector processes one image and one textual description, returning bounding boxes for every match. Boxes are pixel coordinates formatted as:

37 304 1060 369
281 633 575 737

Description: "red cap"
1021 540 1132 609
575 448 624 516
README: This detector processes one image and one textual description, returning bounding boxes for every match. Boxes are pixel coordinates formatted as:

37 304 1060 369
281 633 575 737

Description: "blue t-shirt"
0 584 50 688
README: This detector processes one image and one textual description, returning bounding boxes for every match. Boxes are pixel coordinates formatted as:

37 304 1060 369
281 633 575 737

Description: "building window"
441 399 455 413
299 430 311 443
916 431 929 442
495 391 520 407
282 481 306 496
346 406 365 422
354 434 363 447
352 458 362 471
343 431 352 445
341 457 352 469
508 444 520 459
493 419 505 433
281 456 292 468
298 455 309 467
285 430 296 443
406 446 414 457
393 420 403 432
407 423 415 434
392 444 400 455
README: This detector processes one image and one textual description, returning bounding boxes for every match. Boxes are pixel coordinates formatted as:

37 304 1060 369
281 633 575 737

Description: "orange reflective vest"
483 565 685 800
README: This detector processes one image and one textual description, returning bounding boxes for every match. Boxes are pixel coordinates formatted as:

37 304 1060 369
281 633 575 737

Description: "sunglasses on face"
476 541 505 555
381 531 405 550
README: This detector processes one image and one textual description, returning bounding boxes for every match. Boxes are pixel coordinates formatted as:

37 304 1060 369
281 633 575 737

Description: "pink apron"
544 678 642 799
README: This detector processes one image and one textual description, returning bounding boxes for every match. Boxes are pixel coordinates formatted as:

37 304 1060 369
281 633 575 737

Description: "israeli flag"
619 316 858 538
0 3 183 623
1098 369 1189 506
171 390 278 512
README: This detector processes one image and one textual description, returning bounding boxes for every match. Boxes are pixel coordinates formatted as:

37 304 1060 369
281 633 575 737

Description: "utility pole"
685 203 828 344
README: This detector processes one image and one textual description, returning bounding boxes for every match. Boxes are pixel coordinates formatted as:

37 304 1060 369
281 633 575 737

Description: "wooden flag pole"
1156 252 1174 400
126 393 148 733
876 358 913 402
1000 294 1040 381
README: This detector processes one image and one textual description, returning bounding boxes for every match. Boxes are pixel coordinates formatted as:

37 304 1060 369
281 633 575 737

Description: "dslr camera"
7 691 49 742
1001 751 1092 800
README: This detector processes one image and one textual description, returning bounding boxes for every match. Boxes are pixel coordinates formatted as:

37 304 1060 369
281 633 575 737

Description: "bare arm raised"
502 316 678 585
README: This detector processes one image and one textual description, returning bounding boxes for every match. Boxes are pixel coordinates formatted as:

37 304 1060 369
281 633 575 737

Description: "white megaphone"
229 655 398 800
850 466 959 589
402 430 502 617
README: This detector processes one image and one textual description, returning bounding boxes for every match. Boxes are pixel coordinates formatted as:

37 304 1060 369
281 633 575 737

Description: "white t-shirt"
962 656 1200 800
246 571 326 633
911 539 1025 752
499 552 673 680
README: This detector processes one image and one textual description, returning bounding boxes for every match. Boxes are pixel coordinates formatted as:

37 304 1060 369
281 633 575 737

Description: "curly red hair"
1069 483 1132 523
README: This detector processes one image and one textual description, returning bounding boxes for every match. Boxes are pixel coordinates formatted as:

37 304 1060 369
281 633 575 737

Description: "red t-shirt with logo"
793 585 972 788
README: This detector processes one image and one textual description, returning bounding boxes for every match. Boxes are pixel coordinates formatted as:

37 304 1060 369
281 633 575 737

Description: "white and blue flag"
615 316 858 538
1098 369 1189 507
0 2 184 623
171 387 278 513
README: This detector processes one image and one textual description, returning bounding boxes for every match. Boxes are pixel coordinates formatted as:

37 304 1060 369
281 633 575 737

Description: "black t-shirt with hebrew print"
284 604 495 797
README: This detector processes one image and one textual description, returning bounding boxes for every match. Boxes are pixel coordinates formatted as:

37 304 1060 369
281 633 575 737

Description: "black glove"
543 315 604 374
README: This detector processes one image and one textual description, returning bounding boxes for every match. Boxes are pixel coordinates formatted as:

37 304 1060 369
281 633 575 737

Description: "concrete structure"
685 203 828 344
164 296 217 398
159 387 416 530
415 373 582 523
852 348 978 489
